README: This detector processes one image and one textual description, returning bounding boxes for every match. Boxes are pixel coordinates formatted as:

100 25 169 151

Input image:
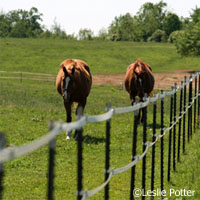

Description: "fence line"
0 72 200 200
0 89 197 164
80 91 197 200
0 71 56 82
0 71 56 77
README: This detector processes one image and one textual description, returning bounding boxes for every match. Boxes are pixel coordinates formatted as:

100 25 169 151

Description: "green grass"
0 39 200 200
0 77 200 200
0 39 200 75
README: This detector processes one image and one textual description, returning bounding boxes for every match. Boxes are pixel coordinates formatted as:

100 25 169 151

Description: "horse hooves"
66 131 72 140
66 136 71 140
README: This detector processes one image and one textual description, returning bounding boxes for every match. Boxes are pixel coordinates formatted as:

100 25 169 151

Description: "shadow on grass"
147 123 163 129
137 122 163 129
83 135 105 145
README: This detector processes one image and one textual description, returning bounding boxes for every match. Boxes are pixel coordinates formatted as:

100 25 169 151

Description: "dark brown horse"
56 59 92 139
124 59 154 122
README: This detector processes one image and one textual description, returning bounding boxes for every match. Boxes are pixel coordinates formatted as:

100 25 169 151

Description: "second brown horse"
56 59 92 139
124 59 154 122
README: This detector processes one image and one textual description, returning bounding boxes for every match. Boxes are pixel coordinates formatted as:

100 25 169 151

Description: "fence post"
183 77 187 153
188 76 192 141
160 91 164 193
105 103 111 200
151 100 156 199
173 83 177 171
177 81 183 162
0 133 6 200
168 87 174 182
130 108 139 200
198 73 200 128
142 96 147 200
47 122 56 200
190 76 193 138
194 75 197 132
77 107 84 200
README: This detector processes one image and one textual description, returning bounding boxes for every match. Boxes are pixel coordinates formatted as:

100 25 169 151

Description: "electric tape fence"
0 72 200 200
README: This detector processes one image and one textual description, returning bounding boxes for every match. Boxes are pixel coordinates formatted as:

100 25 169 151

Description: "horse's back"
124 60 155 96
56 59 92 100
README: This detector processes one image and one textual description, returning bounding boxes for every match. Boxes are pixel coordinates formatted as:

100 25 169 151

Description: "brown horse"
56 59 92 139
124 59 154 122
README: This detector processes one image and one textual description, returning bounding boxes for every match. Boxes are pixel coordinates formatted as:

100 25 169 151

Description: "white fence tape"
0 123 62 163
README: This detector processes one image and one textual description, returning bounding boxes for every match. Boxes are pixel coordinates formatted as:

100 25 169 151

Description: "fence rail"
0 71 200 200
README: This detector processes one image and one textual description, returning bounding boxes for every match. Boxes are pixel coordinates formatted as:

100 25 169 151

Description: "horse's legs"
76 99 86 115
74 99 86 139
130 94 140 123
139 97 144 123
64 101 72 139
130 94 135 106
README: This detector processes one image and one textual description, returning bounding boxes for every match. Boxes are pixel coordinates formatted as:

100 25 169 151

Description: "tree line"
0 1 200 55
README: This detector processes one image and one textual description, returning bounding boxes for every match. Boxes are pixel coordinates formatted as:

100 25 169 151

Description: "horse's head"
62 66 75 102
134 59 152 79
133 60 146 87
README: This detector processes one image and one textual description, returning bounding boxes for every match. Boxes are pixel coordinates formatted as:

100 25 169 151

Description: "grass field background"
0 39 200 200
1 38 200 74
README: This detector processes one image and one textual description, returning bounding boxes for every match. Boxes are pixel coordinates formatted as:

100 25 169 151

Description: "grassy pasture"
0 39 200 199
1 38 200 74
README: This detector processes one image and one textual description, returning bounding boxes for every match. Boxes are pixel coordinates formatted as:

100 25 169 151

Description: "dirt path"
93 69 196 90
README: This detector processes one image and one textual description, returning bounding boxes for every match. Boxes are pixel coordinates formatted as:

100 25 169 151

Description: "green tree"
168 30 184 43
174 7 200 56
10 20 29 37
0 12 10 37
190 6 200 23
148 29 167 42
134 1 167 41
175 22 200 56
50 19 68 39
78 28 94 40
108 13 135 41
163 13 182 36
0 7 43 38
97 28 109 40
